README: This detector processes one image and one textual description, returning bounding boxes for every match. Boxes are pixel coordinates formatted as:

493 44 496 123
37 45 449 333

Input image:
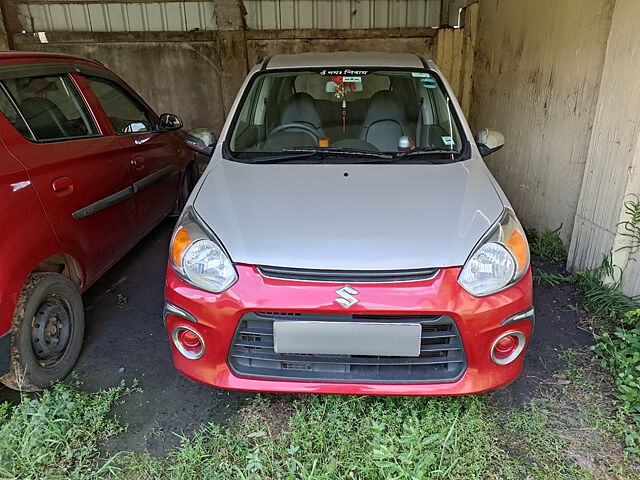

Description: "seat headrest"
19 97 68 139
281 92 322 129
363 90 407 127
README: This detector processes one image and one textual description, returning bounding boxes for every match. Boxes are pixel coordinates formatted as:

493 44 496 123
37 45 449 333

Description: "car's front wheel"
172 162 199 216
1 273 85 391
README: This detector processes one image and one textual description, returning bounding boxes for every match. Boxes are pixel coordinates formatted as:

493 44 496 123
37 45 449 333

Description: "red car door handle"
51 176 73 194
131 156 145 170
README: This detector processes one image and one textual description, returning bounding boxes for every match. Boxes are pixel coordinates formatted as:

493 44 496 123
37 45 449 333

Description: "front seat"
360 91 408 152
19 97 71 140
277 92 324 136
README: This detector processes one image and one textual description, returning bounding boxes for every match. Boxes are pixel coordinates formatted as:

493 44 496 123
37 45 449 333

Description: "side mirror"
186 128 217 157
475 128 504 156
159 113 183 131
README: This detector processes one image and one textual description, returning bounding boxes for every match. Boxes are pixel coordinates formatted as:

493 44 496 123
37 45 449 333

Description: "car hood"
193 158 504 270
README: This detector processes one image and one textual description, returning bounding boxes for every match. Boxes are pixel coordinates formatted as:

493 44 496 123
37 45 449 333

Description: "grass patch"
570 254 640 455
0 381 132 479
117 395 612 479
529 225 567 261
1 381 637 479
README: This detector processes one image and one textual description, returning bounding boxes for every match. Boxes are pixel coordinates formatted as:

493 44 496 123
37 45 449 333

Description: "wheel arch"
31 253 83 289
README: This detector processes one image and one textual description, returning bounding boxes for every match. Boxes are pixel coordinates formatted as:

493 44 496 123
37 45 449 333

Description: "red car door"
0 69 138 288
83 74 182 235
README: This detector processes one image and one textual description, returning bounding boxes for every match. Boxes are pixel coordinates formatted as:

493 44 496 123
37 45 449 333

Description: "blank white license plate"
273 321 422 357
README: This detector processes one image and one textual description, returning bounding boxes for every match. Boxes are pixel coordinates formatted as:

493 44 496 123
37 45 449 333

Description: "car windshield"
226 68 466 163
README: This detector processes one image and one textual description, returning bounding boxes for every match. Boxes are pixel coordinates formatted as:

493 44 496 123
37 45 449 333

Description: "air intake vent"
257 266 439 283
228 312 466 383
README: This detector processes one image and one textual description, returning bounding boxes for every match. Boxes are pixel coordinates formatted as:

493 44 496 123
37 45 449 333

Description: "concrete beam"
246 27 437 41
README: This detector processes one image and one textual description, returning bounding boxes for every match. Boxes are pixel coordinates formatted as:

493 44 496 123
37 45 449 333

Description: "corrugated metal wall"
15 1 217 32
244 0 441 29
14 0 441 33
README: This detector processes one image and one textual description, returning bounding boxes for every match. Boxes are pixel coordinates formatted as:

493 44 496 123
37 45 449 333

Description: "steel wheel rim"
31 294 74 368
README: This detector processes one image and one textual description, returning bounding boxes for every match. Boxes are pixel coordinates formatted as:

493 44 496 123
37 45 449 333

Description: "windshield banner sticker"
412 72 430 78
319 69 368 76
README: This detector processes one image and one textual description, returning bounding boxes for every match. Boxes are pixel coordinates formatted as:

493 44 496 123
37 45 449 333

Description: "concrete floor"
0 217 594 455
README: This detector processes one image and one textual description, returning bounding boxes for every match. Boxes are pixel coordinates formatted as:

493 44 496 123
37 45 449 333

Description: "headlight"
169 207 237 293
458 209 529 296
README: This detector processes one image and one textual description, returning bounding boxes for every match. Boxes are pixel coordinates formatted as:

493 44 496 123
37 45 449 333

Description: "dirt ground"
0 219 594 455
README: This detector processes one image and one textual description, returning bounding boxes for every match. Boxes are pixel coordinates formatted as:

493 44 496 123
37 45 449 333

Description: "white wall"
469 0 614 244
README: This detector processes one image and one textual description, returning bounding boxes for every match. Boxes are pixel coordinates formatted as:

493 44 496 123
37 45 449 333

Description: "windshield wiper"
393 147 458 160
245 146 393 164
244 146 456 164
245 151 321 164
283 146 393 160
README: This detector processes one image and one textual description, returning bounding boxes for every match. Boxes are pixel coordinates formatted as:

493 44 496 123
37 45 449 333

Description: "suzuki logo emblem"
335 285 359 308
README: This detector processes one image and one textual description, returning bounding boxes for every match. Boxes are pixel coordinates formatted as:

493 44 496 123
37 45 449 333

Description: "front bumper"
164 264 533 395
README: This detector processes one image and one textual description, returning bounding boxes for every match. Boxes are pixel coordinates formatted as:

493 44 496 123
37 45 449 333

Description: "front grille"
228 312 466 383
257 266 439 283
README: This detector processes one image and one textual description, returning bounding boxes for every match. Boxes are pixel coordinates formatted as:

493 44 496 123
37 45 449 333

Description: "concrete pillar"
0 4 10 50
213 0 248 116
568 0 640 295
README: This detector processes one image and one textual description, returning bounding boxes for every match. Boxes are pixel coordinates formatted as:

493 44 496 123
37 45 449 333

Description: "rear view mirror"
187 128 217 157
325 79 364 93
159 113 183 131
475 128 504 156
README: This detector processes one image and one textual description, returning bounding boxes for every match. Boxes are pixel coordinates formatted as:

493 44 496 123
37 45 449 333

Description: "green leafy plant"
535 272 573 287
529 225 567 262
591 309 640 453
575 254 639 318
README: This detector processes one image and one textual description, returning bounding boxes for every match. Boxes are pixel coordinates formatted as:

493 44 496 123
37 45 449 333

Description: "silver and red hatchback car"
164 53 534 396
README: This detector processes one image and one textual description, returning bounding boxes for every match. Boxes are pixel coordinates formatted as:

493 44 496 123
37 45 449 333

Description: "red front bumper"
164 264 533 395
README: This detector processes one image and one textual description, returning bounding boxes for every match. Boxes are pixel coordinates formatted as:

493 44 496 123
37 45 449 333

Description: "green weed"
535 272 573 287
529 225 567 261
0 381 132 479
116 293 128 308
591 309 640 453
575 255 639 319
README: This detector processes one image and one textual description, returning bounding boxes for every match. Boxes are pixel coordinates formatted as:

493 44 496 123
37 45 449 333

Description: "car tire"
172 163 198 216
1 273 85 392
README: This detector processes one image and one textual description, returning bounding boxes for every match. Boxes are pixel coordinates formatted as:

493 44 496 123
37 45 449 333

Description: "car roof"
0 50 101 66
265 52 427 70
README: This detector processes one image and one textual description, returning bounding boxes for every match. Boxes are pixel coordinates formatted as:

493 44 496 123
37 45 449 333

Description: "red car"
0 51 198 391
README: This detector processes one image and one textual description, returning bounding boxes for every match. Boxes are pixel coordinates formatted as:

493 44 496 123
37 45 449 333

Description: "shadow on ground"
0 220 594 455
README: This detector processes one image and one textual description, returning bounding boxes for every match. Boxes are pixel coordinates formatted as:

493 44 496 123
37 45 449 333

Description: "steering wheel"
269 122 320 143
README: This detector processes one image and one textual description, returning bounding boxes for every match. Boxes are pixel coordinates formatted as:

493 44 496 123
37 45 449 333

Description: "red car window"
2 74 98 142
0 85 34 140
85 76 156 135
